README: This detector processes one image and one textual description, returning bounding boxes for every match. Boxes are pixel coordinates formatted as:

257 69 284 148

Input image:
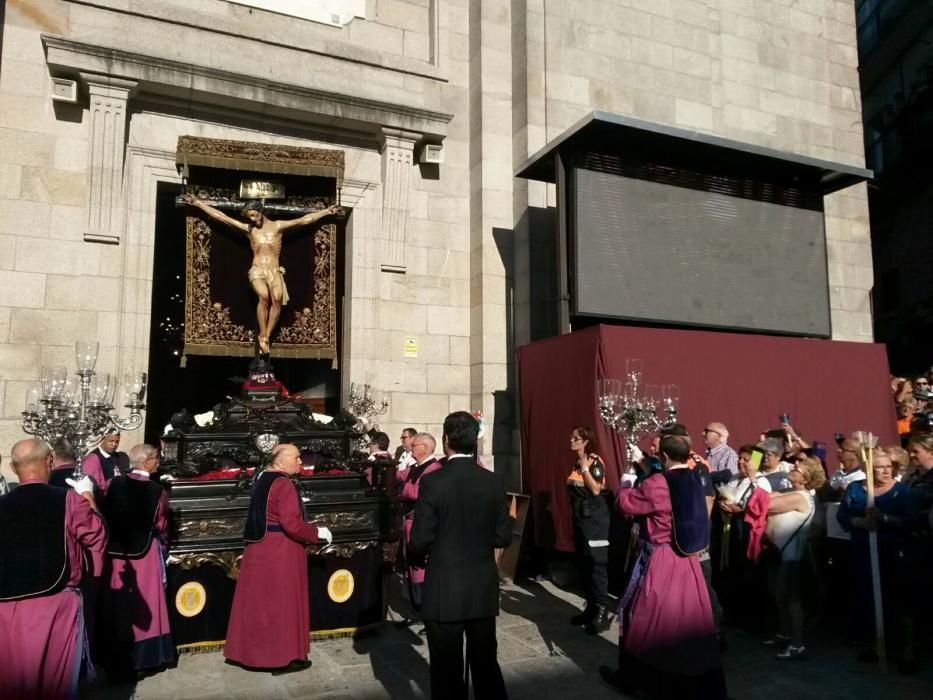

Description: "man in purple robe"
225 444 333 674
398 432 440 619
81 429 124 495
0 438 107 700
600 435 728 699
98 444 175 678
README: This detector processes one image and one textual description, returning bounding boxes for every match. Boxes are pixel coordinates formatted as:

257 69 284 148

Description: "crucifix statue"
181 194 342 355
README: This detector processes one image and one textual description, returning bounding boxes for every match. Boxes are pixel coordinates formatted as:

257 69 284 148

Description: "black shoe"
599 665 634 694
585 605 613 635
762 634 790 648
570 605 596 626
271 659 312 676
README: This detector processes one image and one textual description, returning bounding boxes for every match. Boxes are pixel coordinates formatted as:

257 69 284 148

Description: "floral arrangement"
473 410 486 439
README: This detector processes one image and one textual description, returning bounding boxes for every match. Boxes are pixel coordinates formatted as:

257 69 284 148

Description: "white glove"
629 445 644 463
317 526 333 545
65 476 94 496
621 471 637 488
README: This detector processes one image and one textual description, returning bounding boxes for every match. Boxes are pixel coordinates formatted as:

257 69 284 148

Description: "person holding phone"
716 445 771 628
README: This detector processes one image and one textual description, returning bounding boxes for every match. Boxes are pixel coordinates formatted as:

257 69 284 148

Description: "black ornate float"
159 370 399 650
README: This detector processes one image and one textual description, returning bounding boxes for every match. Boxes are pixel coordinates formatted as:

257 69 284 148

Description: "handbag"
761 498 814 565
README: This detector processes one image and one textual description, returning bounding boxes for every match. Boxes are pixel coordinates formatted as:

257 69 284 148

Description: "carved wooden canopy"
177 135 345 186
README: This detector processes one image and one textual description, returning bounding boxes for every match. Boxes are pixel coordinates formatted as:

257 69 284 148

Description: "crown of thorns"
241 200 264 214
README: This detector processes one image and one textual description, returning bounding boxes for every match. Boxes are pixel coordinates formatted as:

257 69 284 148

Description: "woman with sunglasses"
567 425 613 634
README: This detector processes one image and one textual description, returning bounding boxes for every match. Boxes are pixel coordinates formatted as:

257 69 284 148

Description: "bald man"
398 432 441 617
703 421 739 486
0 439 107 700
225 444 333 674
99 444 175 677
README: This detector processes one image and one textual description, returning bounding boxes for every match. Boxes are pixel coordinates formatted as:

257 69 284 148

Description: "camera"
833 432 846 446
913 388 933 402
910 409 933 432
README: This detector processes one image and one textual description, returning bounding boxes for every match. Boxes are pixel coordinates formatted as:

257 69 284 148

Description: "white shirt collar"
98 448 112 458
131 469 151 478
448 453 473 460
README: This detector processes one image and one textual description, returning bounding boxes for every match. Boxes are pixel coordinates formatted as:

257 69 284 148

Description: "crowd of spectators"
563 368 933 680
697 400 933 673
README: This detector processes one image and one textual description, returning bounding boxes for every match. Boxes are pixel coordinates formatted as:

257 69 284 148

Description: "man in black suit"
409 411 512 699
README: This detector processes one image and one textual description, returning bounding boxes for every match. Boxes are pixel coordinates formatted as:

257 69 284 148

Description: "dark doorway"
145 182 343 443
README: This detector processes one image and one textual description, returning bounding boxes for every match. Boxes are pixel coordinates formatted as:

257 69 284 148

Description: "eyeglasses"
570 437 583 443
702 428 721 436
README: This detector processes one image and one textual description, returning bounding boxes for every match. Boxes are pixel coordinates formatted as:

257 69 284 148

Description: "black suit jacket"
409 456 512 622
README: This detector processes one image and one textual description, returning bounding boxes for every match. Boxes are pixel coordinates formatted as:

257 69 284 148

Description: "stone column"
81 73 137 245
379 128 419 273
469 0 515 477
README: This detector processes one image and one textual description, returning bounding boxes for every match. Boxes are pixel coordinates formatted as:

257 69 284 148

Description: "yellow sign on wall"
403 336 418 358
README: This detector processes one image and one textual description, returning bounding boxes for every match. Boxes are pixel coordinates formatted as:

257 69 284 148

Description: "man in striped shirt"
703 422 739 486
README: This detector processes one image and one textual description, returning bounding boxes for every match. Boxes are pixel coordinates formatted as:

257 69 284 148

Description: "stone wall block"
0 128 54 168
0 166 23 200
427 305 468 337
428 363 470 395
9 309 97 346
0 344 41 381
390 391 451 424
0 308 11 343
0 271 45 309
20 168 87 207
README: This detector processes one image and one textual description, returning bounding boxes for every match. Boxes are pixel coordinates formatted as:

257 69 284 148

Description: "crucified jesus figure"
181 194 342 354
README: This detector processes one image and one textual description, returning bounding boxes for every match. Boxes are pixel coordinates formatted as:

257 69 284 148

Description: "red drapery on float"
517 324 897 552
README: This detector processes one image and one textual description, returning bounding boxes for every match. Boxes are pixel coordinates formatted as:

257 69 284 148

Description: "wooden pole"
862 433 887 673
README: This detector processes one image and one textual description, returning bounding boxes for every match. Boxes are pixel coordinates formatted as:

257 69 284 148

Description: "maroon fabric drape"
517 324 897 552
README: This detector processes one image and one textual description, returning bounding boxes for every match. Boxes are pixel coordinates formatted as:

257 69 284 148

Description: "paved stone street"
85 579 933 700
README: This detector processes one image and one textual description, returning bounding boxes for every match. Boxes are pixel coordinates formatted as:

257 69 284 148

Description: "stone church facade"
0 0 871 487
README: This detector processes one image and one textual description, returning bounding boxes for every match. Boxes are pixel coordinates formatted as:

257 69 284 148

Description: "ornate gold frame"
179 137 341 360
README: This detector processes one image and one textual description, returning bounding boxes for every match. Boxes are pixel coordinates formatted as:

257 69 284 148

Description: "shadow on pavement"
499 579 620 673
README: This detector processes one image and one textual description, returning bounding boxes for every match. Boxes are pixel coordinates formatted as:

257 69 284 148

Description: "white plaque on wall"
227 0 366 27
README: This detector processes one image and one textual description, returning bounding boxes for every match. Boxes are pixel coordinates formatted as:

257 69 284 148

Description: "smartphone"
833 432 845 446
779 413 790 425
749 449 764 471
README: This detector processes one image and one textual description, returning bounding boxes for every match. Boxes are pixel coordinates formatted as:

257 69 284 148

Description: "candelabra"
347 382 389 451
597 359 679 472
21 340 147 480
347 382 389 420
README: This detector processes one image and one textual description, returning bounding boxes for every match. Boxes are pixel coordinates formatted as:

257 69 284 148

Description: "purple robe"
615 473 719 677
76 453 109 495
0 482 107 700
400 459 442 584
98 472 174 671
224 474 319 668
